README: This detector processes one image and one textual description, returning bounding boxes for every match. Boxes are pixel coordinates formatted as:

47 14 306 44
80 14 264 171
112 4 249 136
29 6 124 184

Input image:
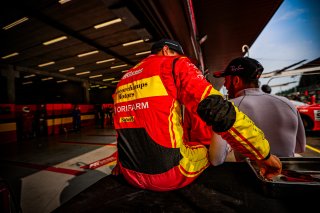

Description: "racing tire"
301 115 314 132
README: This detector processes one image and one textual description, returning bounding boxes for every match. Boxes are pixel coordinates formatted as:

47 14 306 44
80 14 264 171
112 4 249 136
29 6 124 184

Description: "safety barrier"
0 103 113 143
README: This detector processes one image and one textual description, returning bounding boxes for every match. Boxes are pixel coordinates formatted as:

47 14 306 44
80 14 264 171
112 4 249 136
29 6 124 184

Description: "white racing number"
314 110 320 121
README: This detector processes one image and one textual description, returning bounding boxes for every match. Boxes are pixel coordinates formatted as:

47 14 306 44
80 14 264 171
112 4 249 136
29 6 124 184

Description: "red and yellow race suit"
113 55 270 191
183 107 212 146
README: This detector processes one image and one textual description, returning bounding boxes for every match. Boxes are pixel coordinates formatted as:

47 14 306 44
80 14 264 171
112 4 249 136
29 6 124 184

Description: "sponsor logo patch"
116 101 149 113
120 116 135 123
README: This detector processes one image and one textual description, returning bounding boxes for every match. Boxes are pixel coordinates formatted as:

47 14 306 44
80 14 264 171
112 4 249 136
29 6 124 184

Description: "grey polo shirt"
231 88 306 157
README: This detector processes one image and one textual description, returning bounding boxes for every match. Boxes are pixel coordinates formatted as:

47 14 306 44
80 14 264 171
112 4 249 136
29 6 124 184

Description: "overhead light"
59 67 74 72
57 80 68 83
102 78 115 81
89 74 103 79
77 50 99 57
110 64 127 69
24 74 36 78
43 36 67 45
41 77 53 81
2 17 29 30
96 58 115 64
94 18 122 29
122 70 128 73
122 39 144 46
59 0 71 4
112 80 120 83
135 51 151 56
38 61 55 67
22 81 33 85
76 71 90 75
1 52 19 59
99 86 108 89
90 85 100 88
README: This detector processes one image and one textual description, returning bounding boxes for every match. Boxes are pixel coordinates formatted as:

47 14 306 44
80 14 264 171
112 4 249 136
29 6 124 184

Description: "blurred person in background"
72 104 81 132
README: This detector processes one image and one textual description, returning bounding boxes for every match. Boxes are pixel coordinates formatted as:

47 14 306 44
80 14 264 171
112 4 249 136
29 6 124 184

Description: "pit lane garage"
5 1 319 213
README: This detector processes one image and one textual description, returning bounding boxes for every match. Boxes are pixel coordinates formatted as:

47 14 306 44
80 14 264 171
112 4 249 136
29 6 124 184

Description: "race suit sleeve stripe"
201 86 212 101
169 100 184 148
198 96 270 160
168 100 176 148
220 107 270 160
229 127 265 159
201 86 222 101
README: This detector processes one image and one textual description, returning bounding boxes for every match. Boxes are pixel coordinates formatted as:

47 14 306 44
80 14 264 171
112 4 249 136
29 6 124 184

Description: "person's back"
113 53 210 191
72 105 81 131
231 88 305 157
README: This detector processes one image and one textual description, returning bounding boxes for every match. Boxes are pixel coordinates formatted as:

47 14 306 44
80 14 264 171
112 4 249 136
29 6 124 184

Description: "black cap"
151 39 184 55
213 57 264 79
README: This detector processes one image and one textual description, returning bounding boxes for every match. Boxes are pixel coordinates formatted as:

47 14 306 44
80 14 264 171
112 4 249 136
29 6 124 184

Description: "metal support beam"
261 66 320 78
0 65 17 103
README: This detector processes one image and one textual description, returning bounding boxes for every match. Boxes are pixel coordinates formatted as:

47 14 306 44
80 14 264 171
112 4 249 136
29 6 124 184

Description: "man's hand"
256 154 282 180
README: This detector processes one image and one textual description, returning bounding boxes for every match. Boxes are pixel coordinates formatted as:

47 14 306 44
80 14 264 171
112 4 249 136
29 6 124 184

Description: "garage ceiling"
0 0 283 98
1 0 165 89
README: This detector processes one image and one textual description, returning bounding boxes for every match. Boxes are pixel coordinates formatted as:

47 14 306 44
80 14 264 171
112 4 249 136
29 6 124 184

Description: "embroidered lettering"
116 101 149 113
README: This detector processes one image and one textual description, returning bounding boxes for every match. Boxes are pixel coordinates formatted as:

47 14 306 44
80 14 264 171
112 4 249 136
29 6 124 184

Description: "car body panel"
297 104 320 131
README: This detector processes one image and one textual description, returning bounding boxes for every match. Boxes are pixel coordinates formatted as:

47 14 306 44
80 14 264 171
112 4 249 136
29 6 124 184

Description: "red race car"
297 104 320 132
